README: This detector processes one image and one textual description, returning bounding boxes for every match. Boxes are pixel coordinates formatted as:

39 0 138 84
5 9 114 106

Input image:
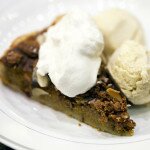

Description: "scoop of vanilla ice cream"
107 41 150 105
36 11 104 97
94 9 144 58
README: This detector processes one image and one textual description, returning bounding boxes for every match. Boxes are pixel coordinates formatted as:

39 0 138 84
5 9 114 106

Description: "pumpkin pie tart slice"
0 16 135 136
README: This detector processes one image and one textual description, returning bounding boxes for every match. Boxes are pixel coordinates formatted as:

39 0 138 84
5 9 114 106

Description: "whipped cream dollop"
36 11 104 97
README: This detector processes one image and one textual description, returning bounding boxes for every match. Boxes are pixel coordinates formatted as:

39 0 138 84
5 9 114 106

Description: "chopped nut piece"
22 59 37 72
107 88 122 100
6 51 22 65
17 40 39 57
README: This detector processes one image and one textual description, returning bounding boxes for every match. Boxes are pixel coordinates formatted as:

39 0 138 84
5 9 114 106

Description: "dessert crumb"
78 123 81 126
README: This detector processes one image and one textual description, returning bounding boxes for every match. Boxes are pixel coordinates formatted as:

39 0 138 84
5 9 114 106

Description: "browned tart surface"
0 26 135 136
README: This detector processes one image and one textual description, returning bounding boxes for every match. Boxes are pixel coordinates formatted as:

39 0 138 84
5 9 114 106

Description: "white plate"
0 0 150 149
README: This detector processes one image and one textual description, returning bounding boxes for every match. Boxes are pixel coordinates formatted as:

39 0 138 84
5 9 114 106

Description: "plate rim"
1 109 150 150
1 0 150 149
